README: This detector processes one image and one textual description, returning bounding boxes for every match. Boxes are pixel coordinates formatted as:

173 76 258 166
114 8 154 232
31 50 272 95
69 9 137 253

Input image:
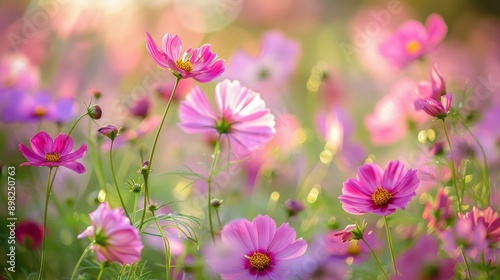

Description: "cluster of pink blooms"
9 8 500 280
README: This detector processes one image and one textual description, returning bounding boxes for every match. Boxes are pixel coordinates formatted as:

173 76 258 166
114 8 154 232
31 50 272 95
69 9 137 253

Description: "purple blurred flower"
19 131 88 174
339 160 420 216
146 32 224 82
284 199 305 217
208 214 307 279
2 90 77 123
223 31 300 95
78 202 143 265
380 14 447 68
392 235 456 280
316 107 366 171
128 95 150 119
178 79 275 151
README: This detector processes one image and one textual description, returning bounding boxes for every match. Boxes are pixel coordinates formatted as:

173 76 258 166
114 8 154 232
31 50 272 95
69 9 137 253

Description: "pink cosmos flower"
415 65 452 118
441 207 500 264
326 227 382 264
379 14 447 68
178 79 275 151
422 188 454 231
364 78 429 146
208 214 307 279
19 131 88 174
146 32 224 82
78 202 143 265
392 235 456 280
339 160 420 216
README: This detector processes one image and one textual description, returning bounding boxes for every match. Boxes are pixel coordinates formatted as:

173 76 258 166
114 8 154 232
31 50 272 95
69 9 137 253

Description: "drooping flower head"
146 32 224 82
19 131 88 174
178 79 275 151
208 214 307 279
78 202 143 265
392 235 456 280
415 65 453 119
339 160 420 216
379 13 447 68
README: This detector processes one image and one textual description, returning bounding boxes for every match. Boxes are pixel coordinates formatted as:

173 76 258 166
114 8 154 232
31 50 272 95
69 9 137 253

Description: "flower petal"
30 131 53 155
19 143 45 162
52 134 74 155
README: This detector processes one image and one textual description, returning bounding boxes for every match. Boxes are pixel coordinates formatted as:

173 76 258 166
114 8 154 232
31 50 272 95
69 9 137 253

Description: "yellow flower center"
175 59 193 73
346 241 361 256
45 152 60 162
245 252 270 270
406 40 421 55
33 105 47 117
371 187 392 206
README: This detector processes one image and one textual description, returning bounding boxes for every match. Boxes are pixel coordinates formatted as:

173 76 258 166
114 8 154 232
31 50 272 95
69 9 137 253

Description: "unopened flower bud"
88 88 102 99
211 198 222 208
97 125 118 140
284 199 305 217
88 105 102 120
140 160 149 175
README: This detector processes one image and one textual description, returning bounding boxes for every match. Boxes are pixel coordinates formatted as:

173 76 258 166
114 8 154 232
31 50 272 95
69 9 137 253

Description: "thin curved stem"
361 238 389 280
70 243 92 280
383 216 398 275
207 135 222 243
110 140 130 220
38 167 55 280
96 264 105 280
455 115 490 204
153 213 171 280
461 248 472 279
442 119 463 214
139 76 181 231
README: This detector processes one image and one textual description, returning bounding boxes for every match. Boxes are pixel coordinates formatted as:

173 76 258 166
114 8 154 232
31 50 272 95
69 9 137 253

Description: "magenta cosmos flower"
178 79 275 151
415 65 452 119
78 202 143 265
208 214 307 279
379 13 447 68
339 160 420 216
146 32 224 82
19 131 87 174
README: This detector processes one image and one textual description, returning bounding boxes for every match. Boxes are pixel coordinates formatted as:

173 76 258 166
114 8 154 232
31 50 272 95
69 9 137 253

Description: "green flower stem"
38 167 55 280
461 248 472 279
118 264 127 279
383 216 398 276
455 115 490 204
215 207 223 229
110 140 131 221
70 243 92 280
361 238 389 280
442 119 464 214
139 76 181 231
153 213 171 280
96 264 105 280
132 192 140 224
207 135 222 243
